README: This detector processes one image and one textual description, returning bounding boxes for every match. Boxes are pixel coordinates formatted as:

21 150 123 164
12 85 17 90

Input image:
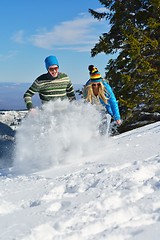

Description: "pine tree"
89 0 160 132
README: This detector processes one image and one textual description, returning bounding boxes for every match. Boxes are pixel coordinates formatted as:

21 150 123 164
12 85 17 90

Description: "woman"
83 65 121 135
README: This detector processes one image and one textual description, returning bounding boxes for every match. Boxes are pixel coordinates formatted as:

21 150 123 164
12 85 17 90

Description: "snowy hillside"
0 110 27 130
0 100 160 240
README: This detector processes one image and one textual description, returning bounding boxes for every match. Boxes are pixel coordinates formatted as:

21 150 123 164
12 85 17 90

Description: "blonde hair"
85 82 108 104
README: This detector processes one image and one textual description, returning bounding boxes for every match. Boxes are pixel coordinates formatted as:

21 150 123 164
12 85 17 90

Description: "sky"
0 0 111 86
0 101 160 239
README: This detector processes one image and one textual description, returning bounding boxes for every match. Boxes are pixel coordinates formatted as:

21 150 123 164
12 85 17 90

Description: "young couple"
24 55 121 135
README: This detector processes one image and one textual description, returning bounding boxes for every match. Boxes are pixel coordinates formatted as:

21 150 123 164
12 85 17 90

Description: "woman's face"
92 82 101 96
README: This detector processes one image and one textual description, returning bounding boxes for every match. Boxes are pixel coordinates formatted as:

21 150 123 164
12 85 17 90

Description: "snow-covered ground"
0 100 160 240
0 110 27 130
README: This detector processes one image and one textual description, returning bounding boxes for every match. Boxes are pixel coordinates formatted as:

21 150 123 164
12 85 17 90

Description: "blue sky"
0 0 112 85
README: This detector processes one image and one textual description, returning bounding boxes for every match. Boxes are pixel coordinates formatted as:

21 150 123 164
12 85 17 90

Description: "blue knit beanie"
45 55 59 70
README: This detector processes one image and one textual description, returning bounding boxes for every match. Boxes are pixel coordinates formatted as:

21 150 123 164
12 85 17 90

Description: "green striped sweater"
24 72 76 110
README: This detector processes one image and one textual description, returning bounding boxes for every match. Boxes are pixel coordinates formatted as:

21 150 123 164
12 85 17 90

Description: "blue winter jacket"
84 80 121 121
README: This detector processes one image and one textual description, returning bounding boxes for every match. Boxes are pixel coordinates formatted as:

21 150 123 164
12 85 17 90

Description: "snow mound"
0 120 159 240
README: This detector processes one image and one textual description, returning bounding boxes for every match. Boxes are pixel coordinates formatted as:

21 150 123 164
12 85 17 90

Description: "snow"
0 100 160 240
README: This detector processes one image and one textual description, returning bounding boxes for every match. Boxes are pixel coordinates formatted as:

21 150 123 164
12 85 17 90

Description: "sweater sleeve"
23 79 40 110
66 81 76 101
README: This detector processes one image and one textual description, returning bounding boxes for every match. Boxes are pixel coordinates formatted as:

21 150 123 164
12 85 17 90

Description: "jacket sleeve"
23 80 40 110
104 82 121 121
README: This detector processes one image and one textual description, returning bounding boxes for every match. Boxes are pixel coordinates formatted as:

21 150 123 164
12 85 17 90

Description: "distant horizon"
0 82 83 111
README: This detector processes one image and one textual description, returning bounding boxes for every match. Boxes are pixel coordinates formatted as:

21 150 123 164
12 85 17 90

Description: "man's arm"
66 82 76 101
23 80 40 110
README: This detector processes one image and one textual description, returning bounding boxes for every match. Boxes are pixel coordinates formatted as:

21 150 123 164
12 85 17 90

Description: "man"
83 65 121 134
23 55 76 111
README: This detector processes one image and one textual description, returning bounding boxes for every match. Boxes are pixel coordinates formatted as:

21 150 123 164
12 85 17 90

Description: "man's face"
48 65 59 77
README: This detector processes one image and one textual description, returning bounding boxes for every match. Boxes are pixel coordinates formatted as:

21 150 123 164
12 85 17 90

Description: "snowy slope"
0 100 160 240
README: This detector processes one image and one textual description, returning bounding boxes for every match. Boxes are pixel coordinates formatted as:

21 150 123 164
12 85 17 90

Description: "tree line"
80 0 160 133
